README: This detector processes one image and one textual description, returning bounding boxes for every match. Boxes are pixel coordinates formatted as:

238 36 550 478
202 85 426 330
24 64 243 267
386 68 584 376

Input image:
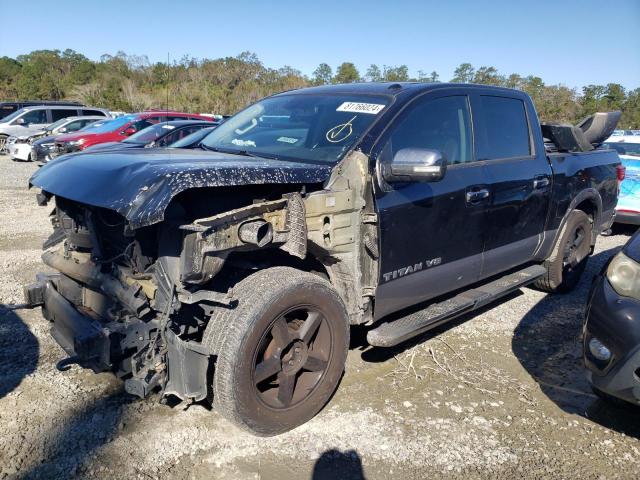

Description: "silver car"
6 116 106 161
0 105 109 151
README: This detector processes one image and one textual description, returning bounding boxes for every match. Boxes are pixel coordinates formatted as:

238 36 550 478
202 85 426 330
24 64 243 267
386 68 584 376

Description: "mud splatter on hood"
29 149 332 228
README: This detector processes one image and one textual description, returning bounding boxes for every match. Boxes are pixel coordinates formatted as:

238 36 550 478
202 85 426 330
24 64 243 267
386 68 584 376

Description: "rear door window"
81 109 106 117
476 96 531 160
51 109 77 122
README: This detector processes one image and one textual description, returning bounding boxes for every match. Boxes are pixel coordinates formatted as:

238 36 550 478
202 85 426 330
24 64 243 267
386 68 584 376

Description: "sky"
1 0 639 90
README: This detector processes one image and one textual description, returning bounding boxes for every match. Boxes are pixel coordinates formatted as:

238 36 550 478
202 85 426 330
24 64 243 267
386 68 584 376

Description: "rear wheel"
203 267 349 436
535 210 592 293
0 135 7 153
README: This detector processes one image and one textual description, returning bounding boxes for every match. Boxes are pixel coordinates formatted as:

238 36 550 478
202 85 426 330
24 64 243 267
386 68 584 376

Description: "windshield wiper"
200 144 278 160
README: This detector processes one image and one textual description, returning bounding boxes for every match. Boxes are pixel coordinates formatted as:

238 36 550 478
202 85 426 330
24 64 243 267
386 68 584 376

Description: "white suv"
0 105 109 151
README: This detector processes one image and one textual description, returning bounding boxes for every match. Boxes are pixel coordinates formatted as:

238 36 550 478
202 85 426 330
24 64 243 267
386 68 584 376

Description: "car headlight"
606 252 640 299
16 137 29 144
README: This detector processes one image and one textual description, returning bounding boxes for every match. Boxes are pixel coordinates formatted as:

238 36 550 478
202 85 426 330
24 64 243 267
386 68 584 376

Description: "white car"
6 116 105 161
0 105 109 152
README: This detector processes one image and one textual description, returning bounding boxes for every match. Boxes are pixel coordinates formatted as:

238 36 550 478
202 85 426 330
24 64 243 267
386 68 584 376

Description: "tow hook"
56 356 81 372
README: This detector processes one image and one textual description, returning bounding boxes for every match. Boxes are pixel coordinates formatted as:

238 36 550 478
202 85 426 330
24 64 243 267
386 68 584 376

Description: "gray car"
7 116 106 161
0 105 109 151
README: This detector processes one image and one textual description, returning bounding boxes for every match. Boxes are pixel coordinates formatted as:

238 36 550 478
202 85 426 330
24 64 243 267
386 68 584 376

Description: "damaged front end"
24 197 213 401
25 149 378 405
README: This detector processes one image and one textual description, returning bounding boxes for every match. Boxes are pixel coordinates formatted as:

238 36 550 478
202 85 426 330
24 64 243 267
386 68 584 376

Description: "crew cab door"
373 92 487 319
470 93 552 278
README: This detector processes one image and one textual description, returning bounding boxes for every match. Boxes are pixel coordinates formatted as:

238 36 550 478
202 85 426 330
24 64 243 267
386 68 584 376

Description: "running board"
367 265 546 347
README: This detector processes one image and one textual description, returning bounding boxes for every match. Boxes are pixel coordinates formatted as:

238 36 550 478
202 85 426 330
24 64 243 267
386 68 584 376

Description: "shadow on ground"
0 305 38 400
312 449 365 480
512 244 640 438
19 391 132 479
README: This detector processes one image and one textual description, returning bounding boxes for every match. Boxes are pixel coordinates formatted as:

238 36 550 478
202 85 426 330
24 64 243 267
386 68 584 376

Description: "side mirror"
122 126 136 136
58 127 67 133
382 148 448 183
15 118 26 125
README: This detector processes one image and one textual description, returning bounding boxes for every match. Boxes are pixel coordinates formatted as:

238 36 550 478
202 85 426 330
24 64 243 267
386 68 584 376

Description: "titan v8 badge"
382 258 442 282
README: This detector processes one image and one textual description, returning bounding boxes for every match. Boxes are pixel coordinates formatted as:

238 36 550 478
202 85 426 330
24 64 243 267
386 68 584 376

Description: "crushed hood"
29 149 332 228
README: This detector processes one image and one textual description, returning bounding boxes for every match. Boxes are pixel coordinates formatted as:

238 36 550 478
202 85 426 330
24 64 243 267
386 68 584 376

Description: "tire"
203 266 349 436
535 210 592 293
0 135 7 154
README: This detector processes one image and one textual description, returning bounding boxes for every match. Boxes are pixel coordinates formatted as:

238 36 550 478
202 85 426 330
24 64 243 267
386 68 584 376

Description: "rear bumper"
614 209 640 225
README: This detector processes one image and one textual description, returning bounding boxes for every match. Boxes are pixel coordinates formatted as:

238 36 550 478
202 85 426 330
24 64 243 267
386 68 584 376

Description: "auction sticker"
336 102 385 114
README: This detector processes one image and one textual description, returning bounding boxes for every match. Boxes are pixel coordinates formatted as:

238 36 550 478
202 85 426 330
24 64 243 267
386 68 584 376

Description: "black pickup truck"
25 82 621 436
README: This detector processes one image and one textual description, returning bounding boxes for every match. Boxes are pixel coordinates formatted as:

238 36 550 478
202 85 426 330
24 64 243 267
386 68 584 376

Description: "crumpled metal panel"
29 149 332 229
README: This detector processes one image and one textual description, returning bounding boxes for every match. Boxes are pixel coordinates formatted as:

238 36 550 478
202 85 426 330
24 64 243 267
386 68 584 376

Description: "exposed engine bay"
25 152 378 403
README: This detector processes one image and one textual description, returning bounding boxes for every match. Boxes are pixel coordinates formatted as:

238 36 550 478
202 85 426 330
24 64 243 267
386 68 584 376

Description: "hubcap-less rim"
253 307 332 409
563 225 587 271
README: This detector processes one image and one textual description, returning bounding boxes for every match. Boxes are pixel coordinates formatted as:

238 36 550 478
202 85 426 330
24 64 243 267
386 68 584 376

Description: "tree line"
0 49 638 128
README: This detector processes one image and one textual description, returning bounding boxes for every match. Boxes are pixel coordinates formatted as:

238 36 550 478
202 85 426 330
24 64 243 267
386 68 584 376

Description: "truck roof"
275 82 524 98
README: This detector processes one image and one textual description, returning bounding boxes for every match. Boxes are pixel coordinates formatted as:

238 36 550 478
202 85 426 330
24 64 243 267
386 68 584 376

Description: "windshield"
124 122 175 144
200 94 390 163
1 108 27 123
81 115 135 134
604 142 640 157
170 126 215 148
46 118 71 131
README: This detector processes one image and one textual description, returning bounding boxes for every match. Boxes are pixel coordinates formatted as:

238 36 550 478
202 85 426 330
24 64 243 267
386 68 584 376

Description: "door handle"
533 177 550 189
466 188 490 203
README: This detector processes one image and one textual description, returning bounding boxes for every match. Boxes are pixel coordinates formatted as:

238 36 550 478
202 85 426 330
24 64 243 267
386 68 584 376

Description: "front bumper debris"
24 270 211 402
24 274 111 372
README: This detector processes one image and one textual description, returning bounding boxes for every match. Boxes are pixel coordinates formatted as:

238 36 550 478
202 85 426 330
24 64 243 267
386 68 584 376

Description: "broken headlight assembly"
607 252 640 300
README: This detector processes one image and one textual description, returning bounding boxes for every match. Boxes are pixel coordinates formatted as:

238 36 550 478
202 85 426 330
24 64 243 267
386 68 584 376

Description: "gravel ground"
1 153 639 479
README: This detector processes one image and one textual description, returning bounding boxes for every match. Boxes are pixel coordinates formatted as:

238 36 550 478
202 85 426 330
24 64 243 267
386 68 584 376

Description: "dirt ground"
1 153 639 480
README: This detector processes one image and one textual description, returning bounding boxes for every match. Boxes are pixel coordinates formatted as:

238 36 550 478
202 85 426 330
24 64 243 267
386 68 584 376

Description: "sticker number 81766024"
336 102 385 114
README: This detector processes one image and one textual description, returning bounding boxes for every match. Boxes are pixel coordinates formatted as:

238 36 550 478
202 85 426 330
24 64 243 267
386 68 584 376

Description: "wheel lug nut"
294 348 300 353
288 360 294 366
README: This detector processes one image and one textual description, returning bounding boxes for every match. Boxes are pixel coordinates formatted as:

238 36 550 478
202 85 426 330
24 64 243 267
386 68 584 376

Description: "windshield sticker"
326 115 356 143
336 102 385 115
277 136 298 144
231 138 256 148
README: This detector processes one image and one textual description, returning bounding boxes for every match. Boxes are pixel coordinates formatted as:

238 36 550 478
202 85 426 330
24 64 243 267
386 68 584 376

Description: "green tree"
333 62 360 83
365 64 382 82
382 65 409 82
312 63 333 85
451 63 475 83
473 66 504 86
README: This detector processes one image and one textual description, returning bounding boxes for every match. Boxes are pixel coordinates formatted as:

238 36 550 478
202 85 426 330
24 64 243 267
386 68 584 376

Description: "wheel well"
574 199 598 223
216 248 331 287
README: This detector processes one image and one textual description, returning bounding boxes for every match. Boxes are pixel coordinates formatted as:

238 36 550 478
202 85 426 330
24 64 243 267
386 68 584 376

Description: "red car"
52 111 214 157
